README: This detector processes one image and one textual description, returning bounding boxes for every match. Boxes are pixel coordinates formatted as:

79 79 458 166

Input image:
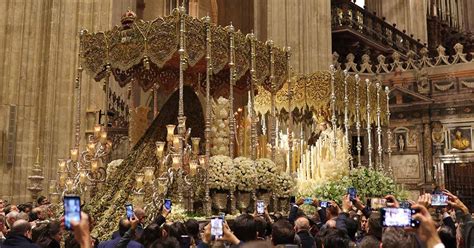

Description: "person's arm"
152 208 170 226
288 198 304 224
353 196 371 218
115 216 139 248
197 224 212 248
442 213 456 235
70 212 92 248
411 204 445 248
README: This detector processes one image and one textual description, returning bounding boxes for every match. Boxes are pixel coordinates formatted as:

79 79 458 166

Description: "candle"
166 125 176 142
66 178 74 191
58 159 66 172
91 159 99 172
144 167 154 183
155 141 165 159
79 169 87 184
70 148 79 162
87 142 96 155
100 131 107 144
94 124 102 137
189 161 198 176
173 135 180 150
171 154 181 169
59 173 67 187
135 173 144 189
191 137 200 155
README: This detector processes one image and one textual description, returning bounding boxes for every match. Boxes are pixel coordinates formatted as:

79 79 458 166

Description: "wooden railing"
331 0 425 56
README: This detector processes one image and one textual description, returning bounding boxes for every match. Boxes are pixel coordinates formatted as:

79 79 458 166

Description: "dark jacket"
296 231 316 248
36 237 60 248
1 234 40 248
97 236 144 248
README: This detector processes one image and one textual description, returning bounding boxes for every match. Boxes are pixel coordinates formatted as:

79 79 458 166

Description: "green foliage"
309 167 399 204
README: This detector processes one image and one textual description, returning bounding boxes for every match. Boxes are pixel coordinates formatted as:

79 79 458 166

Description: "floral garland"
208 155 236 191
255 158 278 190
233 157 257 192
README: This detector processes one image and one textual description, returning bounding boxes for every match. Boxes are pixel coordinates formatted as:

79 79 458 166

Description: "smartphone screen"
211 217 224 239
381 208 419 227
320 201 329 208
164 199 172 211
431 194 448 206
370 198 387 210
304 197 313 205
125 203 134 220
256 200 265 214
64 196 81 230
348 187 357 201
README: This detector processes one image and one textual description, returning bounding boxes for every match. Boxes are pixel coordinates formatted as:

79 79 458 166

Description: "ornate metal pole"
176 5 187 206
366 79 373 168
228 24 236 159
204 16 212 162
329 65 337 156
267 40 276 161
248 32 257 160
355 74 362 167
385 86 393 177
286 47 293 173
204 16 212 215
343 70 352 169
376 82 383 171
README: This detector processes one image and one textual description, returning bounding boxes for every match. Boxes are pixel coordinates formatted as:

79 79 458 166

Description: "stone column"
423 123 434 183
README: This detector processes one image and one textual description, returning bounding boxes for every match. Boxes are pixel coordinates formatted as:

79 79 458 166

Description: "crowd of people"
0 189 472 248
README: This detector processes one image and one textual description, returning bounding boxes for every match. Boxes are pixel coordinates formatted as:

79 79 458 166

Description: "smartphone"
399 201 411 209
64 195 81 230
304 197 313 205
164 199 172 211
181 235 191 247
370 198 387 210
380 207 419 228
348 187 357 201
290 196 296 205
256 200 265 214
431 194 448 206
125 203 134 220
320 201 329 208
210 216 224 239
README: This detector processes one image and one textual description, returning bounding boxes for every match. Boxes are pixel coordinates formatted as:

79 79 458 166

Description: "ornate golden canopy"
80 9 288 94
255 71 389 125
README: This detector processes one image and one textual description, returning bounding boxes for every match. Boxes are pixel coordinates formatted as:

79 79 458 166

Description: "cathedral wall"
0 0 135 203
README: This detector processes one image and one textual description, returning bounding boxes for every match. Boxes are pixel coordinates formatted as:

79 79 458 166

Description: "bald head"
295 217 310 232
10 219 32 237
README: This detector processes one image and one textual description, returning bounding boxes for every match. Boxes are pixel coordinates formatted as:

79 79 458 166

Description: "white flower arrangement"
233 157 257 192
255 158 278 190
274 172 296 198
208 155 236 190
211 97 230 156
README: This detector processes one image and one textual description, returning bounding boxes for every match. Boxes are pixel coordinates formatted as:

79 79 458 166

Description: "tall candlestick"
366 79 373 168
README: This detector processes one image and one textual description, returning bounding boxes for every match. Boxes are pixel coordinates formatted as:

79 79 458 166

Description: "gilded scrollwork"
146 15 179 67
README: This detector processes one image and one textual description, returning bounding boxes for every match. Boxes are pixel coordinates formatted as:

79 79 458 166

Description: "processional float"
67 7 393 239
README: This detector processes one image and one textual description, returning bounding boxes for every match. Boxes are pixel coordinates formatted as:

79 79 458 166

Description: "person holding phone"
198 221 240 248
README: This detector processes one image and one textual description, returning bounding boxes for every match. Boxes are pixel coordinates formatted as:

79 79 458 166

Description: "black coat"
1 234 40 248
296 231 316 248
